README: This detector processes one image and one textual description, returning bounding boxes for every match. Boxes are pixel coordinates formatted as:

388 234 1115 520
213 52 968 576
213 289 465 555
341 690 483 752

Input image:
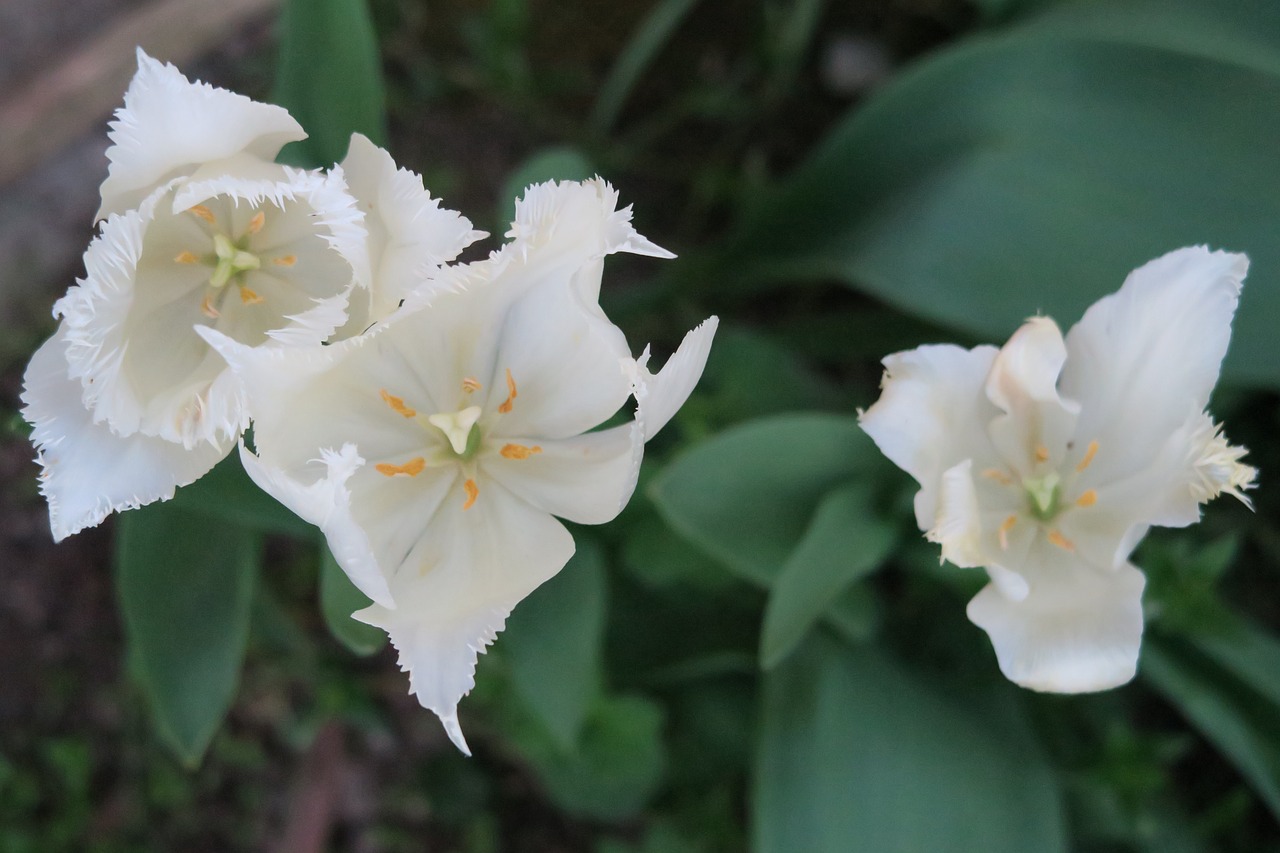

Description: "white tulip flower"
860 247 1255 693
202 179 717 752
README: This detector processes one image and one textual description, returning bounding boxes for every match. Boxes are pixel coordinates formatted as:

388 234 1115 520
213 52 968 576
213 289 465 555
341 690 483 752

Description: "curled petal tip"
438 710 472 756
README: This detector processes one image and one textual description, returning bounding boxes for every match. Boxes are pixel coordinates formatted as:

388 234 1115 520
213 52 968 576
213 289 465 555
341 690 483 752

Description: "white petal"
967 545 1145 693
21 329 228 540
482 424 641 525
339 134 484 324
1060 246 1246 485
98 49 306 219
858 343 1000 531
238 443 394 608
926 460 987 568
355 479 575 753
628 316 719 442
984 316 1079 472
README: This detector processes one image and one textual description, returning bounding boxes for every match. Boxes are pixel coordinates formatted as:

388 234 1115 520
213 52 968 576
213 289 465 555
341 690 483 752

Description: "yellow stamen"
239 287 264 305
200 294 220 319
247 211 265 234
498 368 517 414
380 389 417 418
1076 440 1099 473
1047 529 1075 552
462 377 482 394
981 468 1013 486
1075 489 1098 508
998 514 1017 550
1035 445 1050 463
174 250 200 264
375 457 426 478
463 479 479 510
273 254 297 267
189 204 216 224
500 443 543 460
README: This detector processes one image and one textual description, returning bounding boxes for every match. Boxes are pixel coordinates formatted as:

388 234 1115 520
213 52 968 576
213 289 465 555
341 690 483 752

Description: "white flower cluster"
22 50 718 752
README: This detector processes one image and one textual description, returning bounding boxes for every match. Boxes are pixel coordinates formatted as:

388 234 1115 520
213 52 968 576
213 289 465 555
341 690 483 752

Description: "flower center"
1023 470 1061 521
427 406 483 459
175 205 295 318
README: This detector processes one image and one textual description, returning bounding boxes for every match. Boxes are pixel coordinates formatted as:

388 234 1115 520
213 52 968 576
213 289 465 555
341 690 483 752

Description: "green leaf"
501 541 607 750
650 413 884 586
721 0 1280 387
273 0 387 168
755 637 1068 853
117 502 259 766
1143 634 1280 821
497 146 593 226
319 546 385 657
760 483 897 668
1189 618 1280 710
165 453 317 540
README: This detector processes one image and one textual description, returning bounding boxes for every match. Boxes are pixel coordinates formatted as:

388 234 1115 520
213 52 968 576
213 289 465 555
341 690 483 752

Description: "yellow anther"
273 254 297 267
174 250 200 264
200 294 220 319
1076 440 1099 473
498 368 517 414
500 443 543 460
1047 529 1075 552
240 287 264 305
1075 489 1098 508
1035 444 1050 463
463 479 479 510
998 514 1017 550
981 468 1013 486
375 457 426 478
189 204 216 224
462 377 482 394
247 211 265 234
380 389 417 418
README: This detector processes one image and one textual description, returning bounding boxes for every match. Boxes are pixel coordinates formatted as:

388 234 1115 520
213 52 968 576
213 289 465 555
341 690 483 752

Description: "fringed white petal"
967 547 1145 693
627 316 719 442
98 48 306 219
355 479 575 754
21 329 228 540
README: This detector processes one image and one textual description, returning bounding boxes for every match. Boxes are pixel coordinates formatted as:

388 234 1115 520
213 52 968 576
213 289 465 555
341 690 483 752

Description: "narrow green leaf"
117 502 259 766
1144 635 1280 821
760 483 897 668
755 637 1068 853
319 546 385 657
721 0 1280 386
1189 618 1280 710
274 0 387 167
166 452 317 540
501 541 607 750
650 413 885 585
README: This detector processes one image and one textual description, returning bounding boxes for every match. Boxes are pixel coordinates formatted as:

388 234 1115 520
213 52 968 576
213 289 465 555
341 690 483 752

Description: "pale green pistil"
210 233 261 288
427 406 484 460
1023 471 1062 521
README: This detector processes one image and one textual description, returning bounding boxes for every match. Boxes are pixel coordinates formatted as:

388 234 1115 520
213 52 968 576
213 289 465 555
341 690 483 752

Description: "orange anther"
1076 440 1099 473
1035 445 1050 463
200 294 220 319
273 254 297 267
998 514 1017 550
1047 529 1075 552
462 377 482 394
174 250 200 264
981 468 1013 486
379 389 416 418
189 204 216 224
1075 489 1098 508
497 368 517 414
247 211 265 234
463 478 479 510
240 287 264 305
500 443 543 460
375 457 426 478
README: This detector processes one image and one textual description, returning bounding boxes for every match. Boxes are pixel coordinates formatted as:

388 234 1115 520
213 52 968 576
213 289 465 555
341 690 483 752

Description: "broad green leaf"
1189 617 1280 710
649 413 885 586
319 546 385 657
760 483 897 668
621 513 738 592
501 541 607 750
1144 635 1280 820
755 638 1068 853
719 0 1280 387
166 453 316 540
274 0 386 168
498 146 593 226
117 502 259 766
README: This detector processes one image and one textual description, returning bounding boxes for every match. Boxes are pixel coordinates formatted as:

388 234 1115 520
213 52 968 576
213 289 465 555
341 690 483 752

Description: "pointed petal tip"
437 709 472 756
